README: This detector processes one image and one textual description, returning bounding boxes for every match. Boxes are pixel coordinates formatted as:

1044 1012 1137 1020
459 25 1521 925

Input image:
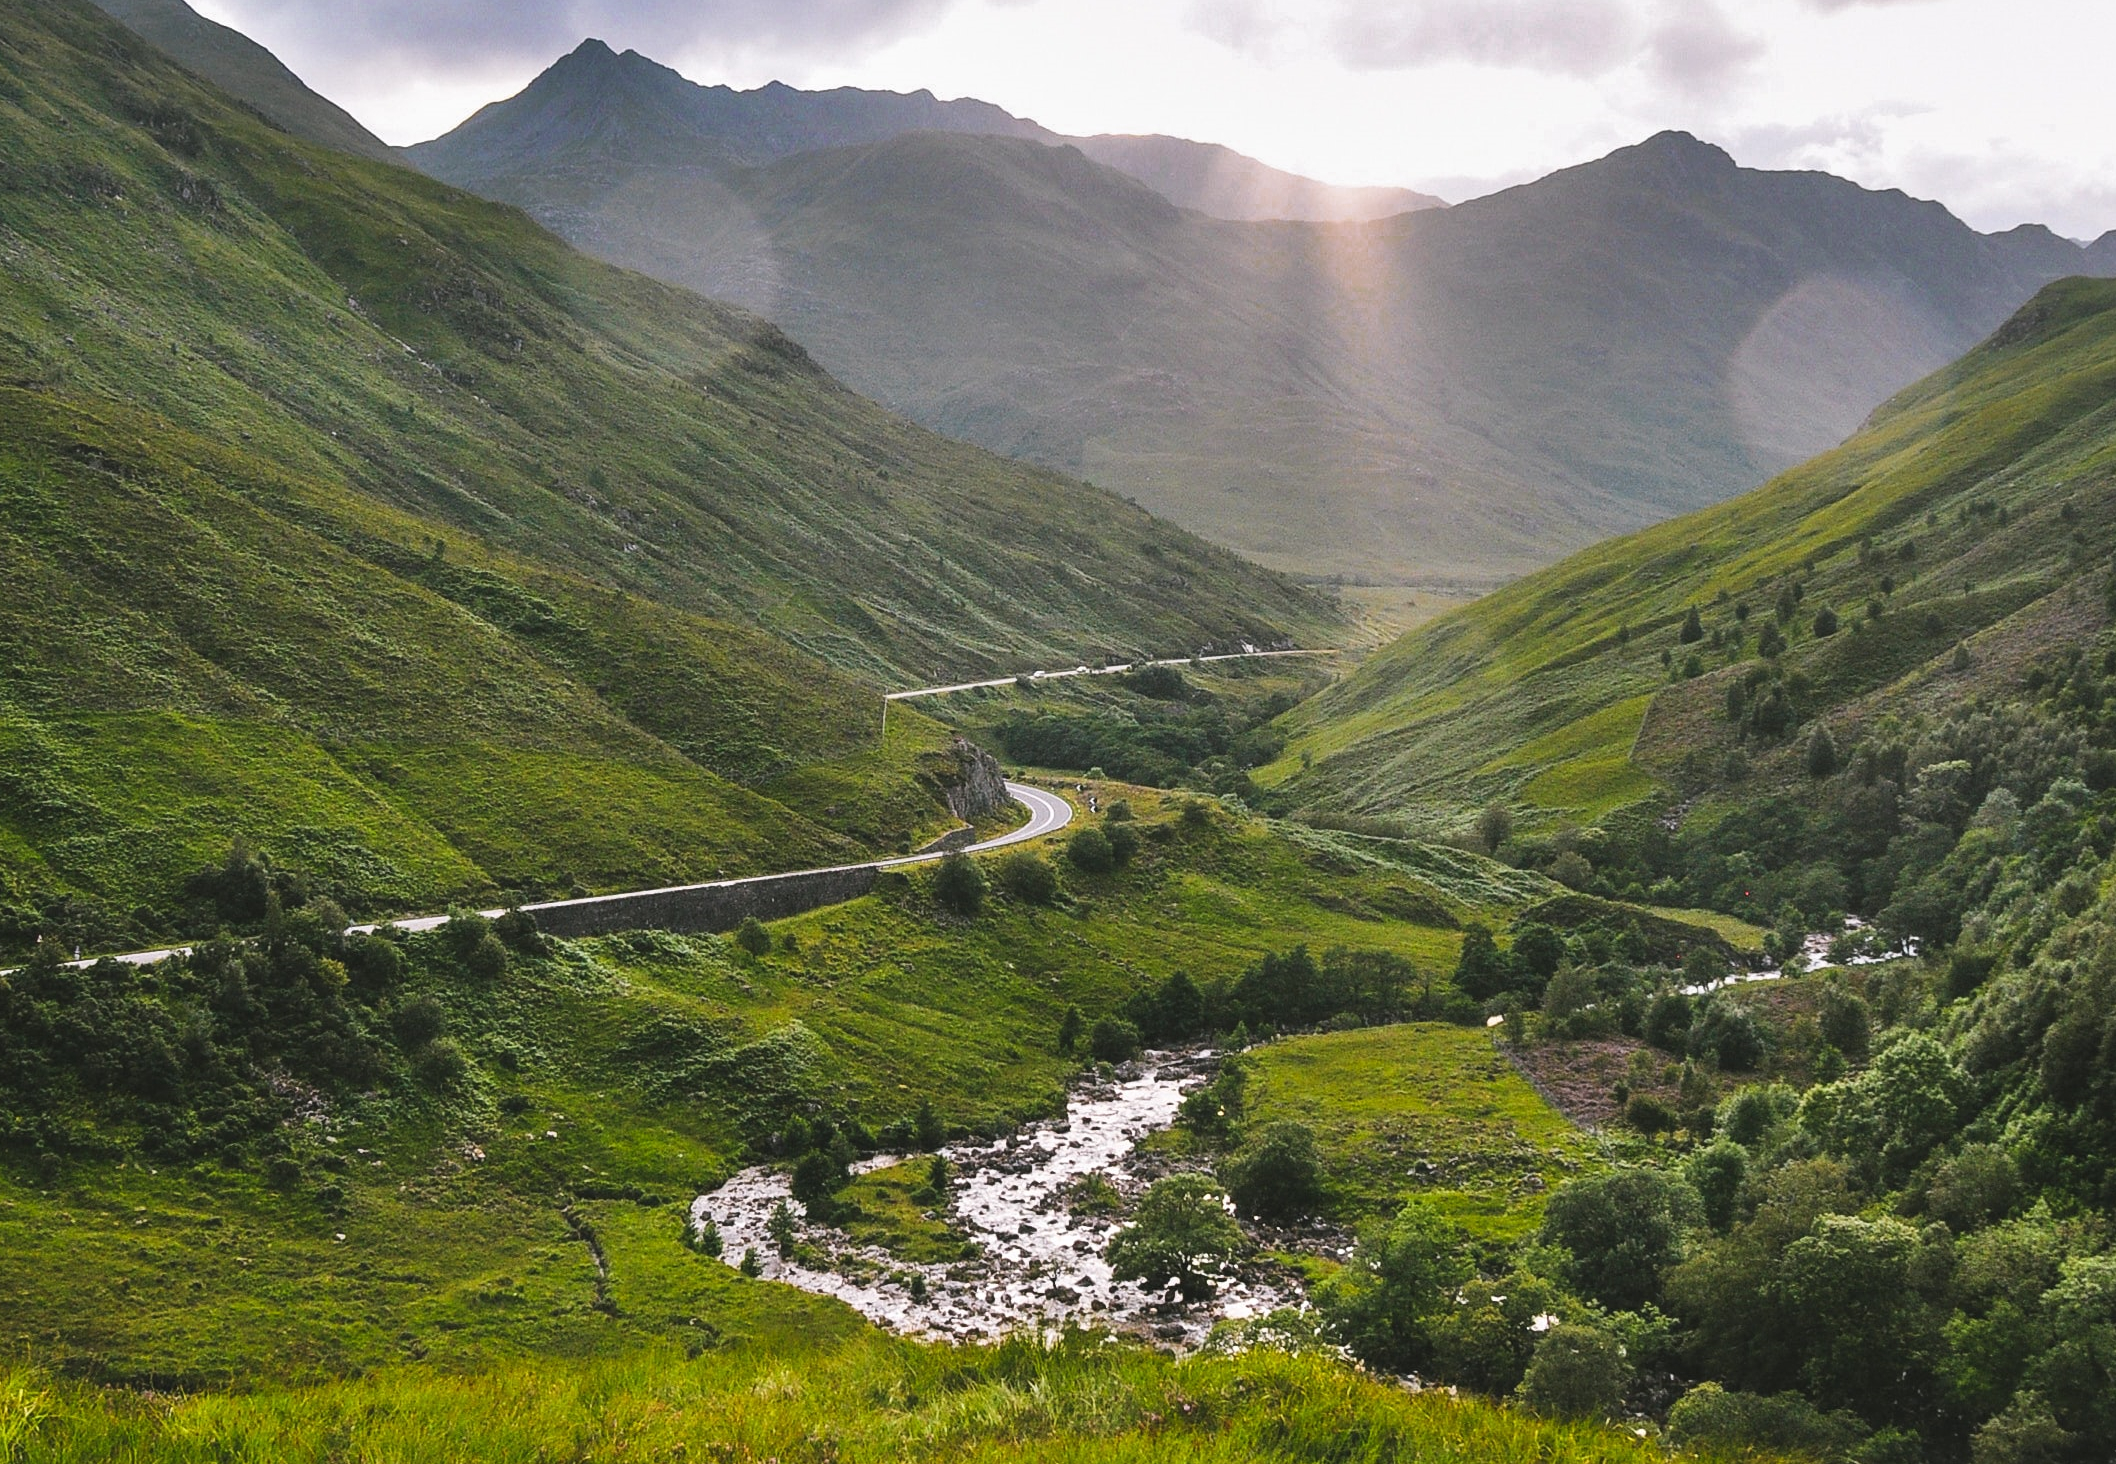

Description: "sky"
190 0 2116 239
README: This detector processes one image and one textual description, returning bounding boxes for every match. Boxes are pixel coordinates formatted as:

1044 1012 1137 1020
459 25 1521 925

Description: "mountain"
1069 133 1445 222
416 59 2116 584
89 0 398 163
411 40 1433 225
0 0 1332 952
1276 273 2116 845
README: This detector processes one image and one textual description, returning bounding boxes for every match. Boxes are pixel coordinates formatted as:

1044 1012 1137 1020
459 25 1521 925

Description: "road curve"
7 782 1074 974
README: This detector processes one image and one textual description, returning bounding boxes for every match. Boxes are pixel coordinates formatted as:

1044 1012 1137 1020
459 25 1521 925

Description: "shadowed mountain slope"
0 0 1332 952
417 57 2115 582
90 0 398 163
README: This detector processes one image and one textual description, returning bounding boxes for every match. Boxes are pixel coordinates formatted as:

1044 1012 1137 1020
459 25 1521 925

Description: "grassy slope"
0 0 1335 936
1278 276 2116 833
4 2 1334 684
1242 1024 1599 1242
0 795 1578 1384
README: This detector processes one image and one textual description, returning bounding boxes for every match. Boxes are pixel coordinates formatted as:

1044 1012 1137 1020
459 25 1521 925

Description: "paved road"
887 648 1335 702
9 781 1073 974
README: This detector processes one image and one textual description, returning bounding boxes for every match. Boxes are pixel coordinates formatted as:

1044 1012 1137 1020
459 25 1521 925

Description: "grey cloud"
1326 0 1638 75
216 0 956 75
1645 4 1764 93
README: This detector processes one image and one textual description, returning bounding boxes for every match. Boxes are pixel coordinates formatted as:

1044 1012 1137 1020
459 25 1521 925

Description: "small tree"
996 850 1060 905
1105 1173 1245 1302
1813 606 1840 637
1315 1199 1470 1371
791 1148 849 1219
1454 923 1509 1000
739 1246 762 1277
1067 825 1116 875
1519 1323 1630 1420
913 1096 946 1151
1806 724 1838 778
1057 1004 1085 1055
1679 606 1704 644
932 852 987 916
1476 804 1515 855
1625 1093 1678 1140
1549 850 1593 890
734 917 772 957
1220 1121 1325 1222
1089 1016 1141 1064
695 1217 724 1258
766 1200 797 1258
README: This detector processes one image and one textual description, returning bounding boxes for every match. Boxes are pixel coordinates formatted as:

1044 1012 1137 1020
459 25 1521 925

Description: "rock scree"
691 1051 1303 1348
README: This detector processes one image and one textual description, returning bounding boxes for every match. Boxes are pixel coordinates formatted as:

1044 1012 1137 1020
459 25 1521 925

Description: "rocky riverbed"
690 1051 1305 1348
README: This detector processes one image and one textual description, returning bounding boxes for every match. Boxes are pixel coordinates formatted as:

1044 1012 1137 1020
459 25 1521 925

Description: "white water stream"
690 1053 1302 1347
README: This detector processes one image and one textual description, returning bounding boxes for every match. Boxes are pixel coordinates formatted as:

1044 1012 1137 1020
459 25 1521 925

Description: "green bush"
1316 1199 1471 1372
995 850 1061 905
1518 1323 1630 1420
931 852 988 916
1067 826 1116 875
734 917 772 957
1088 1017 1141 1064
1220 1120 1325 1223
1666 1382 1869 1458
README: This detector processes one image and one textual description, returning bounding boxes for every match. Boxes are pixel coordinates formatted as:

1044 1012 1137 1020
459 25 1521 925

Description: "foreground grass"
0 1338 1688 1463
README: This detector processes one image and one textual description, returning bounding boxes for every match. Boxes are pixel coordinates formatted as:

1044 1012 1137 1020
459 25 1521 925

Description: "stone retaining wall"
524 865 880 939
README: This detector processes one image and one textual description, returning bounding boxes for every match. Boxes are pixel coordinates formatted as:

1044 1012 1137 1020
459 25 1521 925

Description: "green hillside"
89 0 400 163
0 0 1332 954
1280 274 2116 899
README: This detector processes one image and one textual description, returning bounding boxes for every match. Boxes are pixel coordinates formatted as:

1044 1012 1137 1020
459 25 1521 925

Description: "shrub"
790 1149 848 1219
996 850 1060 905
465 931 509 981
1819 984 1871 1059
734 918 772 957
913 1097 946 1152
413 1036 470 1090
1518 1323 1629 1420
1105 1174 1244 1302
931 853 987 916
1067 826 1116 875
1057 1005 1084 1055
1644 992 1693 1051
1686 1138 1748 1231
1625 1093 1678 1139
1317 1200 1471 1372
1477 804 1514 855
766 1201 796 1258
1088 1017 1141 1064
1454 923 1509 1000
1691 999 1765 1071
1667 1383 1868 1457
1105 820 1140 867
1105 799 1134 822
1220 1121 1325 1222
1538 1168 1701 1310
492 908 543 953
1548 850 1593 890
739 1247 761 1277
1814 606 1840 637
1679 606 1704 644
694 1219 723 1258
1806 725 1838 778
391 995 448 1050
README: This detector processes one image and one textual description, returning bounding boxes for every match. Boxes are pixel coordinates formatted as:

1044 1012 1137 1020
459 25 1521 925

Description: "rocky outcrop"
938 737 1009 823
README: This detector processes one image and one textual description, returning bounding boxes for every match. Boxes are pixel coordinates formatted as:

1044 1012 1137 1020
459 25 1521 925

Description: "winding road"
11 781 1073 975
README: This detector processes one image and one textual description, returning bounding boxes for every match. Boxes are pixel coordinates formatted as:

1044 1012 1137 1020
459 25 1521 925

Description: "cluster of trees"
991 671 1298 791
1059 944 1479 1065
0 879 541 1176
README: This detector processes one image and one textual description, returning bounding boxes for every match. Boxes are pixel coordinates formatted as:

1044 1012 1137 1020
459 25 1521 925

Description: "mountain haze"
1279 273 2116 834
417 51 2116 583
